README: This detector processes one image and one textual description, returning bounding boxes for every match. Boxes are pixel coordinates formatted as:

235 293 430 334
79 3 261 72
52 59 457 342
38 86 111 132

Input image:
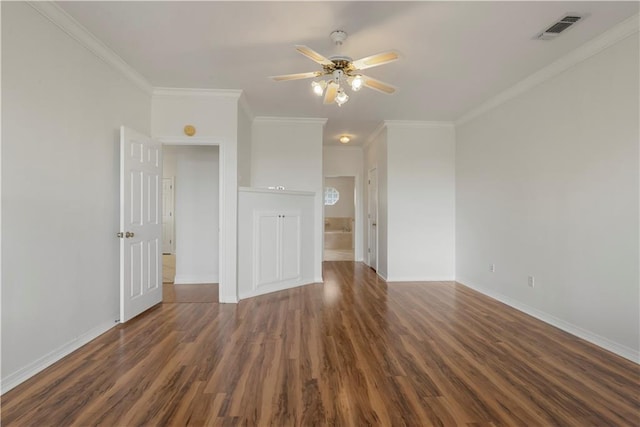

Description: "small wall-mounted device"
184 124 196 136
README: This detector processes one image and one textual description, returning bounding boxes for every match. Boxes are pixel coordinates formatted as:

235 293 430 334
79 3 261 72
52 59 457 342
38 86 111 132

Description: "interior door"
368 168 378 271
162 177 174 254
120 126 163 323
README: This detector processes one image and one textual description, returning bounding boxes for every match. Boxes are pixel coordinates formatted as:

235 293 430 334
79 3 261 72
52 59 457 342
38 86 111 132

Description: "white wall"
173 146 219 284
1 2 151 391
456 34 639 361
251 117 326 282
323 147 364 261
364 127 388 277
237 99 252 187
151 89 239 302
324 177 355 218
163 146 178 177
386 122 456 281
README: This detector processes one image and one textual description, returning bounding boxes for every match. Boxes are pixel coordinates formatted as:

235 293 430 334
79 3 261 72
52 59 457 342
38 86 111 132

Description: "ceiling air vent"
536 14 585 40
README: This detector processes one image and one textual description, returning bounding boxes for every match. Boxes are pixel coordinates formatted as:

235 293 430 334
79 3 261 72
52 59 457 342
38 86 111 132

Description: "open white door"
119 126 163 323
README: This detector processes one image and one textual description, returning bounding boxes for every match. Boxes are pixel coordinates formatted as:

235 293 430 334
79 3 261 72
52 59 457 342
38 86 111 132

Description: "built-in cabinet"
255 211 301 288
238 187 315 299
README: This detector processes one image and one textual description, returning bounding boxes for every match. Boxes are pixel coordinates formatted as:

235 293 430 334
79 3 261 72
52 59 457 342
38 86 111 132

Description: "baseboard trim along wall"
173 275 219 285
387 276 456 282
457 277 639 364
0 319 117 394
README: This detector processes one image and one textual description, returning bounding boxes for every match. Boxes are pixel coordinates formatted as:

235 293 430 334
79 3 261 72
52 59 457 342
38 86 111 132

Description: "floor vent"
537 14 585 40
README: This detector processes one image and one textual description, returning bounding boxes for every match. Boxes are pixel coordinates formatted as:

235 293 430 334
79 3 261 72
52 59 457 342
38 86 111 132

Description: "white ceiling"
58 1 638 146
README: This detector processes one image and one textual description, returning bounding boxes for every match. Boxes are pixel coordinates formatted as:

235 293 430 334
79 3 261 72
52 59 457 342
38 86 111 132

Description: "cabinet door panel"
255 213 280 287
280 213 301 282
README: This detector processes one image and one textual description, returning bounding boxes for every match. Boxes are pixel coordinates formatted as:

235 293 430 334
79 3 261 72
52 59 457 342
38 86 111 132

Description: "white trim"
173 275 219 285
387 276 456 282
0 319 116 394
456 13 640 126
239 187 315 196
152 87 242 98
363 121 386 149
384 120 455 129
27 1 152 94
323 145 364 152
457 277 640 364
238 92 254 120
156 136 224 146
252 116 328 125
314 276 324 283
239 279 316 300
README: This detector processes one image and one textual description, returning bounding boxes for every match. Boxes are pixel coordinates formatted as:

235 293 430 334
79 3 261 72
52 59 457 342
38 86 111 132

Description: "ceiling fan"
270 30 399 106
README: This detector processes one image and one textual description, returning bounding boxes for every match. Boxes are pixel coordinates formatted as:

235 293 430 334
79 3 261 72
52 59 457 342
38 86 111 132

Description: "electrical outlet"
528 276 535 288
490 264 495 273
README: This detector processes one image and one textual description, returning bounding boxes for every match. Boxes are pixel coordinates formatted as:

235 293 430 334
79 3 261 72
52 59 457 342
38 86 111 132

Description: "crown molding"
28 1 153 94
253 116 328 126
323 145 363 151
363 121 386 149
152 87 242 98
238 92 254 120
456 13 640 126
384 120 455 129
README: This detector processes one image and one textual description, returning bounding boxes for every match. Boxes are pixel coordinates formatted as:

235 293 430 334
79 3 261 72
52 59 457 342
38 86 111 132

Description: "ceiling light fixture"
311 80 326 96
339 136 350 144
335 88 349 106
270 30 399 107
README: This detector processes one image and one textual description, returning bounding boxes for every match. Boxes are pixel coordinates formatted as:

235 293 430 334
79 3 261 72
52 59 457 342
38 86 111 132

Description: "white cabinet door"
254 211 301 289
280 213 301 282
255 212 280 287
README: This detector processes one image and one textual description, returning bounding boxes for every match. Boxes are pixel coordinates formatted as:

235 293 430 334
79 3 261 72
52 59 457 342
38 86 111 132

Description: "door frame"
157 137 229 302
162 176 175 254
367 167 378 271
322 174 362 261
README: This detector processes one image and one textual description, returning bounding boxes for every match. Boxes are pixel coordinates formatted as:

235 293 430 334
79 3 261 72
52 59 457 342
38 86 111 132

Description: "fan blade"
324 82 338 104
362 75 397 94
295 45 334 66
351 50 400 70
270 71 322 81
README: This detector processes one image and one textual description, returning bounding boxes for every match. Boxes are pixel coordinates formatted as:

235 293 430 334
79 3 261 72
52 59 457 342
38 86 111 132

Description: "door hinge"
368 248 371 253
116 232 124 238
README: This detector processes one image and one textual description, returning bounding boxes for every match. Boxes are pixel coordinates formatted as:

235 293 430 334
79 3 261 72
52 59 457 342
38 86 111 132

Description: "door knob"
125 231 135 238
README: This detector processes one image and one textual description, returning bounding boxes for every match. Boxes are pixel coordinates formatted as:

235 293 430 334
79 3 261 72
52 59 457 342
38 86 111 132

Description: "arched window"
324 187 339 206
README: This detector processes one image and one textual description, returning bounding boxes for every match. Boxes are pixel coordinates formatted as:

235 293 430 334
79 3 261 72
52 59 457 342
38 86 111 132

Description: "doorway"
161 145 220 299
368 168 378 271
323 176 355 261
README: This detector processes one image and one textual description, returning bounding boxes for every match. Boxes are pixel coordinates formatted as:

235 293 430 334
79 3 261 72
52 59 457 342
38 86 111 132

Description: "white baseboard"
387 276 456 282
314 276 324 283
239 278 315 300
173 274 218 284
0 319 117 394
457 277 639 364
219 295 238 304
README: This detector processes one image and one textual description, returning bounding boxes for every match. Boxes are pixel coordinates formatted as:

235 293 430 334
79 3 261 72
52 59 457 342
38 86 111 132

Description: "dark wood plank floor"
2 262 639 426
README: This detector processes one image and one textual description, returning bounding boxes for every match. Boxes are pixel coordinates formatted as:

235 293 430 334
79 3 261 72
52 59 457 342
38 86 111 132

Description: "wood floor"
2 262 639 426
323 248 355 261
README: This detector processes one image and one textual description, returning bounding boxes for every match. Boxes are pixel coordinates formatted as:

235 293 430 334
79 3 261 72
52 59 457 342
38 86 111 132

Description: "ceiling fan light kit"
271 30 399 107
